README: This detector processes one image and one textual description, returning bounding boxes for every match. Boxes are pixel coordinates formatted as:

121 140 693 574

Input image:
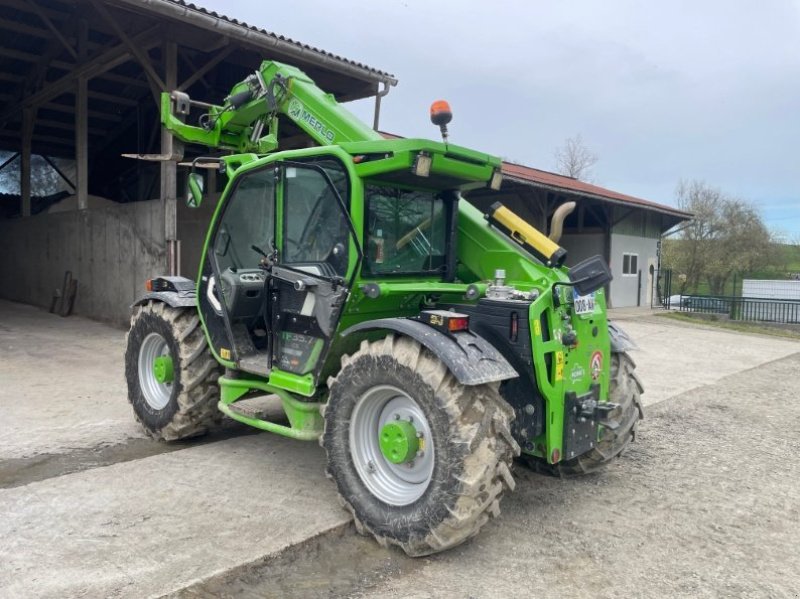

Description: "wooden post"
160 40 182 275
76 19 89 211
21 108 34 217
76 75 88 211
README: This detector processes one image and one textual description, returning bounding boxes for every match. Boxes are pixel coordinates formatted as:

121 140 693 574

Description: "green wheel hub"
153 355 174 384
379 420 419 464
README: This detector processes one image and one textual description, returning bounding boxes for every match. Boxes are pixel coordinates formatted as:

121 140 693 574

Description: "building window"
622 253 639 276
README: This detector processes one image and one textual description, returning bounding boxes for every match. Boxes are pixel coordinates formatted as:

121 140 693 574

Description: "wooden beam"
21 108 35 217
88 0 166 96
0 73 24 84
0 130 75 147
1 47 65 65
2 0 69 22
0 152 19 173
97 72 149 89
162 40 180 274
40 102 124 122
0 16 52 39
29 0 78 60
76 19 89 211
87 90 140 107
36 118 106 137
178 45 235 92
41 155 75 190
0 26 160 123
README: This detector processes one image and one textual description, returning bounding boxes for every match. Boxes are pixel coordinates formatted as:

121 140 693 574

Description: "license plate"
573 289 595 315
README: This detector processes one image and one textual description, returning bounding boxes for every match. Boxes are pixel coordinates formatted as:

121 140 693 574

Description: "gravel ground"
180 351 800 599
354 352 800 599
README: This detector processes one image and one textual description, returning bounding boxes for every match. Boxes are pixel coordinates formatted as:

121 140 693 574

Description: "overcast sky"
198 0 800 237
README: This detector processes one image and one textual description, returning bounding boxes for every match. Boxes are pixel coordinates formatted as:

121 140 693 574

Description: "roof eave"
107 0 398 86
502 173 693 221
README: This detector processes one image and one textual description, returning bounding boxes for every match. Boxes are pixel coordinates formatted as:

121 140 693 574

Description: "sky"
107 2 800 237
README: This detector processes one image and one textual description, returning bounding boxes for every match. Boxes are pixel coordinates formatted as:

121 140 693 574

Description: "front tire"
322 335 519 556
125 301 222 441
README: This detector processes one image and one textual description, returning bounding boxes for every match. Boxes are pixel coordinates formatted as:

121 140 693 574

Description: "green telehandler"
124 60 644 556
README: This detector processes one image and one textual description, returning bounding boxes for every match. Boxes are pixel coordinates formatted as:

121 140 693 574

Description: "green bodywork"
162 59 612 465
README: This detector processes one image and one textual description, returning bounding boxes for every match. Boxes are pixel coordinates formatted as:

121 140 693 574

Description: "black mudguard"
341 318 518 386
608 321 638 353
132 276 197 310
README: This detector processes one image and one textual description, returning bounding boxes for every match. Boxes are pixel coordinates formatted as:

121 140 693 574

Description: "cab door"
268 157 359 379
197 154 359 381
197 166 277 368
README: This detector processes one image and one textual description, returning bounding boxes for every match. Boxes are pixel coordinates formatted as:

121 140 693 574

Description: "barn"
0 0 689 324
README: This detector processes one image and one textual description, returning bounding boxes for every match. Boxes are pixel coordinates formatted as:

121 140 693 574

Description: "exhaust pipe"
548 201 576 243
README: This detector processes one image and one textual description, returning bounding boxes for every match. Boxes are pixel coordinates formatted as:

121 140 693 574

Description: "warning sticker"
220 347 231 360
555 351 564 381
533 320 541 336
590 351 603 381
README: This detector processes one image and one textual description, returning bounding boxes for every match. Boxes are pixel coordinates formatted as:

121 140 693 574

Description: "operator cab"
199 155 354 380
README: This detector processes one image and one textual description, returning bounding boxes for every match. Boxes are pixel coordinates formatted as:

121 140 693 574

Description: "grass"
666 243 800 297
655 311 800 341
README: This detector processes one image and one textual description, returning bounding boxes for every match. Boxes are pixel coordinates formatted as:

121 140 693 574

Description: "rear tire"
125 301 222 441
322 335 520 556
527 351 644 476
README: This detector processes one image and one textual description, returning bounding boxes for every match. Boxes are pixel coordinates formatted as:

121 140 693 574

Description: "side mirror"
569 254 612 295
186 172 204 208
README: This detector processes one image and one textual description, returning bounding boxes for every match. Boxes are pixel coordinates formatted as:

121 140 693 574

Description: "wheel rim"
138 332 174 410
350 384 435 506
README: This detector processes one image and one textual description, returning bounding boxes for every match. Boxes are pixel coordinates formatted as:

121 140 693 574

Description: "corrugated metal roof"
501 162 691 219
138 0 397 84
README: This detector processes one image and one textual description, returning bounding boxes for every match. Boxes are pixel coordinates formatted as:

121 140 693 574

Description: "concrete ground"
1 298 798 598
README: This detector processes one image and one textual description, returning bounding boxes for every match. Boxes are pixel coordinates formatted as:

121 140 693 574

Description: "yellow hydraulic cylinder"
486 202 567 267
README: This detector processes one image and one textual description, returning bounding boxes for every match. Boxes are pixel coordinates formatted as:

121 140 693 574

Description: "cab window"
363 185 447 276
283 161 350 277
214 169 275 272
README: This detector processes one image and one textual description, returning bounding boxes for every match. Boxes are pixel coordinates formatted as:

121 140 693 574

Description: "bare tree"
662 180 777 295
554 134 598 181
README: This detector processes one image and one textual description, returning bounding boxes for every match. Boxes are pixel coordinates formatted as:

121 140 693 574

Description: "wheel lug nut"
394 414 400 420
416 431 423 438
367 460 376 473
416 450 424 458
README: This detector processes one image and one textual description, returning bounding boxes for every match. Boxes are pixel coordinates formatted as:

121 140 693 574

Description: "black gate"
651 268 672 309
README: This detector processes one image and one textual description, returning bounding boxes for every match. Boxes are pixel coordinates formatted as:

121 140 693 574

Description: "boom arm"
162 60 383 153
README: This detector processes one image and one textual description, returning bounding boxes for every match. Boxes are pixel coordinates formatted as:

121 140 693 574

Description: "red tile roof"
380 131 690 219
500 161 691 219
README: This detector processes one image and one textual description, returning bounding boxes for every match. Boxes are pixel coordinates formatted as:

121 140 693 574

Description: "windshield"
363 185 447 276
213 169 275 271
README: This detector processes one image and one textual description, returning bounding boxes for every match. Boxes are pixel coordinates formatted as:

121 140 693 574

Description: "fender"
608 320 638 353
341 318 518 386
132 276 196 310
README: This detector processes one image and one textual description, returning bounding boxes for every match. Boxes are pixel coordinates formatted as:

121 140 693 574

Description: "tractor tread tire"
527 351 643 477
322 335 519 557
125 301 222 441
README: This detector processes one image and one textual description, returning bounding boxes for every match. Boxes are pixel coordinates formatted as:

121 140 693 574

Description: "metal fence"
670 294 800 324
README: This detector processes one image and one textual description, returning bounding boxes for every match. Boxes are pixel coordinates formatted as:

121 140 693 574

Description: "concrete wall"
560 233 604 267
177 192 221 281
0 200 166 327
609 233 657 308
